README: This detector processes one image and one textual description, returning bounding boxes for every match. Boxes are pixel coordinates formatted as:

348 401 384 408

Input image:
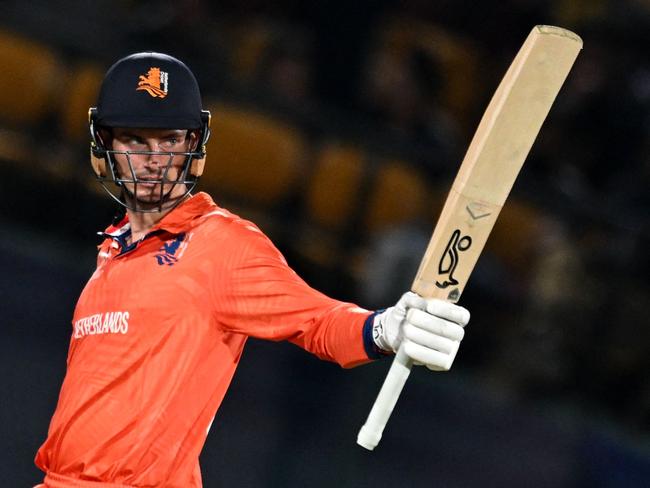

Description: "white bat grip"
357 345 413 450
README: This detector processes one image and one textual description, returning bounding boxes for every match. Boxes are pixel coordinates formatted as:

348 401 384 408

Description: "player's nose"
142 139 165 167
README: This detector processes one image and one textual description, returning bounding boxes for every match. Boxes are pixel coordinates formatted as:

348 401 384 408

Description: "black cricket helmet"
89 52 211 212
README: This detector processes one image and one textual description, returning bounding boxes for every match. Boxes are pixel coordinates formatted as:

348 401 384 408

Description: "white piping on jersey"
202 209 230 219
201 209 263 234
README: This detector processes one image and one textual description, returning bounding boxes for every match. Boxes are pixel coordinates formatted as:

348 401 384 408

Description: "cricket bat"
357 25 582 450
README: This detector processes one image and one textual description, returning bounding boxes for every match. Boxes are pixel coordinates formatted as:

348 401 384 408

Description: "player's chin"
128 184 163 200
129 184 187 206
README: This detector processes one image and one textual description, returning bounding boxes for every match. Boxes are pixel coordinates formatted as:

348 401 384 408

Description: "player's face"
110 128 198 208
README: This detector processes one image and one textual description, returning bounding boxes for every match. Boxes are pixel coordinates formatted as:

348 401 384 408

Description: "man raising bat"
33 51 470 488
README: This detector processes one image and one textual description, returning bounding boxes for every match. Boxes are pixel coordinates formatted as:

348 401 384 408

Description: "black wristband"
362 310 391 360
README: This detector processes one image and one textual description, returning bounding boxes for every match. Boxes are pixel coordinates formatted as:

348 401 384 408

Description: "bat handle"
357 345 413 450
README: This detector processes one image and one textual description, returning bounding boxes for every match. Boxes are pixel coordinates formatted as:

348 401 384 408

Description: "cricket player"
34 52 470 487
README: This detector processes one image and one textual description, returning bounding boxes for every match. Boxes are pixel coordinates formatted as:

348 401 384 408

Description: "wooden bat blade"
412 25 582 301
357 25 582 451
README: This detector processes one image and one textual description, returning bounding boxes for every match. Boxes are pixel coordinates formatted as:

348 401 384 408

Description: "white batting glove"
372 292 470 371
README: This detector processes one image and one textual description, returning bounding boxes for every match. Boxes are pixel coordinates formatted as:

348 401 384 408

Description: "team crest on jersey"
155 233 188 266
137 67 169 98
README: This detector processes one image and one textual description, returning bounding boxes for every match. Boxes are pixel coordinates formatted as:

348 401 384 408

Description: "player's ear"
190 110 210 177
90 129 112 178
189 131 204 177
190 150 205 177
90 148 107 177
187 130 199 150
96 130 114 175
89 108 108 177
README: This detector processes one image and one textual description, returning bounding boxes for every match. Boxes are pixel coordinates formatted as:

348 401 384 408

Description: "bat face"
411 26 583 302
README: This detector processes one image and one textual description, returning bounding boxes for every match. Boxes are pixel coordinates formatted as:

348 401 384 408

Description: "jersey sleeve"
209 222 374 368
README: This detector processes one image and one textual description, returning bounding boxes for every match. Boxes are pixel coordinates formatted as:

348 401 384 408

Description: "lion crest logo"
136 67 168 98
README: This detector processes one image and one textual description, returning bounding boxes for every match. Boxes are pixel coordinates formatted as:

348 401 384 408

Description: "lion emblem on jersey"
155 233 187 266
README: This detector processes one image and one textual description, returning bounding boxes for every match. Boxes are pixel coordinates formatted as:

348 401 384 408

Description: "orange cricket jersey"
35 192 376 487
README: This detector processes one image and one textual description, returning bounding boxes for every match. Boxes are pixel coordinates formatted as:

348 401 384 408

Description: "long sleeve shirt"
35 192 374 487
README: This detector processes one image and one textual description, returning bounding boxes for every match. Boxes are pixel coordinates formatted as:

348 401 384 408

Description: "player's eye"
118 136 145 148
159 137 182 150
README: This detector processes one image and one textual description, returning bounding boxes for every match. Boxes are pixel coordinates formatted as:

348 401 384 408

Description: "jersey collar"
154 192 217 234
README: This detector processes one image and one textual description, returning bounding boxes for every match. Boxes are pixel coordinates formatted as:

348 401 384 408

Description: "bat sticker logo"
466 202 492 220
435 229 472 289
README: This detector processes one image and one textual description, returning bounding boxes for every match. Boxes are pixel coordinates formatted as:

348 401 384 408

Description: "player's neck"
126 209 168 243
122 192 191 243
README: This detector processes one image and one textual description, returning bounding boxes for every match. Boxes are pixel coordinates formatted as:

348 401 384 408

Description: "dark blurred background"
1 0 649 486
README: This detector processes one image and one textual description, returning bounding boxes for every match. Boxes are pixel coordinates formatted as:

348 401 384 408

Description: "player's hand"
372 291 470 371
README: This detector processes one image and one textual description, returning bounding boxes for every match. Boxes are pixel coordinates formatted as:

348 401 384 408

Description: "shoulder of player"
194 205 276 252
188 207 288 270
196 206 262 235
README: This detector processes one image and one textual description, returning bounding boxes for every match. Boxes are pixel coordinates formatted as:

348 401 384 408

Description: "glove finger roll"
403 323 456 354
406 308 465 341
402 291 429 311
426 341 460 371
424 299 470 326
403 341 452 371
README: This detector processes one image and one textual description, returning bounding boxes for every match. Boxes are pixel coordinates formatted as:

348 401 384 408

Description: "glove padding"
372 292 470 371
